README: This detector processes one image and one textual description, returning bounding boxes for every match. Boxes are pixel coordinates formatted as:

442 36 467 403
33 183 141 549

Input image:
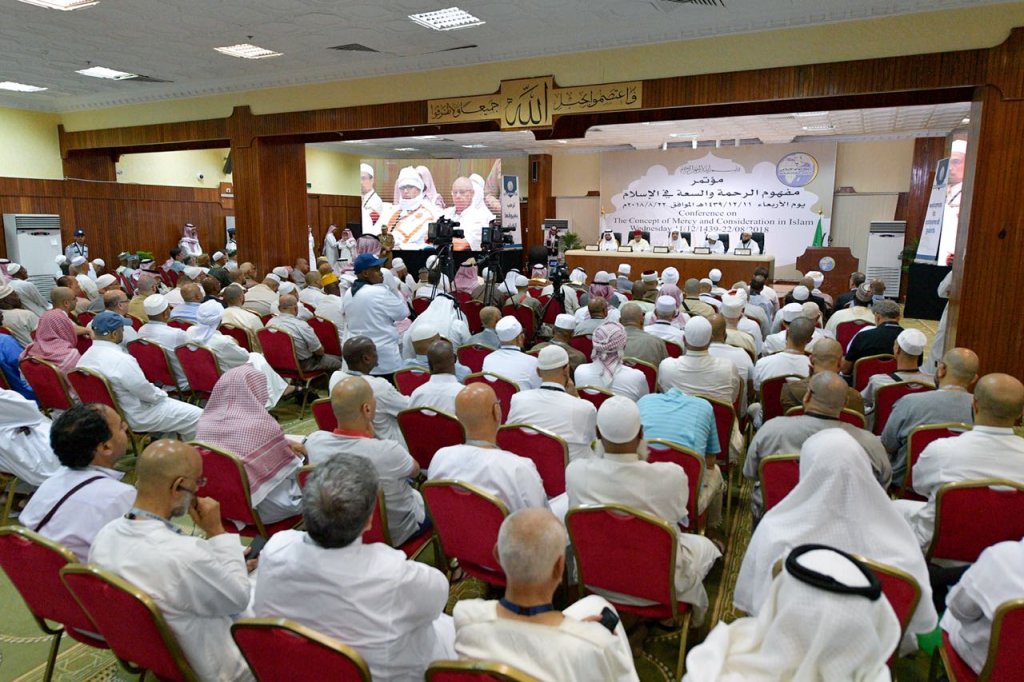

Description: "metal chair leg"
42 628 63 682
1 475 19 525
675 610 692 681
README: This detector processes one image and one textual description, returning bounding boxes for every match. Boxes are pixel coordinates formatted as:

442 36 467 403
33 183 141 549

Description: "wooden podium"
795 247 860 303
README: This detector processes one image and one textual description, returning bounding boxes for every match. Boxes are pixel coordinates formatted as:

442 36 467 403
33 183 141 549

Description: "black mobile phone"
598 606 620 633
246 535 268 562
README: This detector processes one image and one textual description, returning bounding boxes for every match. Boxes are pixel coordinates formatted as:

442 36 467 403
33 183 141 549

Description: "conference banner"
916 157 949 263
600 142 837 269
501 175 523 243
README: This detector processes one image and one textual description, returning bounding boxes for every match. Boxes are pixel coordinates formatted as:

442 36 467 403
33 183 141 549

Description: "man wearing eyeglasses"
90 439 254 682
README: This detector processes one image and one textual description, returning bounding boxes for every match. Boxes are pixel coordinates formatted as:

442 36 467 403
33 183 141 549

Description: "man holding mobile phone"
454 509 639 681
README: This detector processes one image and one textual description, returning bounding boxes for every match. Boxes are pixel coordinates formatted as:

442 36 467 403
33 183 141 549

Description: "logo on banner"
776 152 818 187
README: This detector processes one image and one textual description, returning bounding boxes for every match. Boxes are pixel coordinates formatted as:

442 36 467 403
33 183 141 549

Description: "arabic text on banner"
501 175 522 243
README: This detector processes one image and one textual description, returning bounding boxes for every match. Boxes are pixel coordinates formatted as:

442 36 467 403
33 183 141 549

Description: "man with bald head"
221 283 265 344
466 305 502 349
683 278 716 319
454 509 639 681
166 282 203 323
328 336 409 446
882 347 978 482
305 375 425 545
409 340 465 414
127 275 157 322
48 286 92 337
241 274 280 317
574 297 610 337
708 313 754 411
750 317 814 425
780 337 865 416
744 371 892 522
896 373 1024 550
427 382 557 514
89 440 252 682
267 293 341 371
619 302 668 368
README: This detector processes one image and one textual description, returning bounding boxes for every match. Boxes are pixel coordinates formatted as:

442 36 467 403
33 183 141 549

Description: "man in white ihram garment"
378 166 438 249
454 508 639 682
704 232 726 254
730 231 762 255
0 389 61 488
644 296 686 345
89 440 253 682
734 429 937 655
507 345 597 463
684 544 900 681
402 293 469 360
566 397 721 623
482 317 541 391
343 253 410 379
443 174 495 251
253 453 454 682
77 312 203 440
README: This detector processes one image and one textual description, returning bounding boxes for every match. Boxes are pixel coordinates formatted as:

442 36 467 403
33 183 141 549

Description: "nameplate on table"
734 248 752 256
692 247 711 255
653 246 669 254
584 244 599 251
617 246 634 252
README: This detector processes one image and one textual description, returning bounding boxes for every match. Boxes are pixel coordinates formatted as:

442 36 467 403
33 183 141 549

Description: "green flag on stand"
812 215 824 247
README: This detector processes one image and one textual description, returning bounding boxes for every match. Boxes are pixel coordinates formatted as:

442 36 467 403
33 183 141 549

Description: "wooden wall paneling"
905 137 947 248
526 155 552 264
61 149 117 182
59 120 229 156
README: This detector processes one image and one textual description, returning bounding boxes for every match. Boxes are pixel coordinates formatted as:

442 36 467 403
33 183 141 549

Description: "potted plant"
559 232 583 253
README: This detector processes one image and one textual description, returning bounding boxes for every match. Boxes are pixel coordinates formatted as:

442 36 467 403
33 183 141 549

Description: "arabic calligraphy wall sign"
427 76 642 129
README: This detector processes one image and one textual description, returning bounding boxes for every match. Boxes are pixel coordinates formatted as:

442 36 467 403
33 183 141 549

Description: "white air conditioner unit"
865 221 906 297
3 213 63 300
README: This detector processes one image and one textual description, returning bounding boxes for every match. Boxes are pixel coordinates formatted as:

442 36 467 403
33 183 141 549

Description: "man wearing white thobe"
20 404 134 561
221 285 265 344
566 397 721 623
659 317 741 406
627 231 651 252
704 232 726 254
0 389 61 488
598 230 618 251
644 297 686 345
409 340 465 416
507 346 597 463
328 336 410 447
77 313 202 440
137 294 190 391
254 454 454 682
730 231 762 255
482 317 541 391
6 264 50 317
343 254 410 377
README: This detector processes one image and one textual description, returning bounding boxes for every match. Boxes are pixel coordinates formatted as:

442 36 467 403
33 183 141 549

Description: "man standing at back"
344 253 409 380
89 440 253 682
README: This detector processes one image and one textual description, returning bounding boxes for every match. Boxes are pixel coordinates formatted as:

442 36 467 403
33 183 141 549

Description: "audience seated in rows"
575 321 648 401
483 317 541 391
409 340 466 415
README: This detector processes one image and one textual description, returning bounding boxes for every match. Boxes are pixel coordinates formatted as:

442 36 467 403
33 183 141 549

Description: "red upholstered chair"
872 380 935 435
67 368 146 454
759 374 803 423
397 407 466 470
167 319 192 332
174 344 222 402
232 618 371 682
453 291 473 304
257 327 325 418
457 343 493 374
20 356 76 414
464 372 519 423
497 424 569 497
259 314 274 326
569 334 593 360
851 554 922 666
127 314 145 331
412 297 431 315
307 316 342 357
462 299 484 334
576 385 614 410
940 599 1024 682
393 367 430 396
900 423 970 500
836 319 872 352
541 296 563 326
311 397 337 431
218 324 253 351
665 341 684 358
699 395 739 518
508 305 536 345
60 564 199 681
646 440 706 534
853 354 896 392
76 334 93 355
76 311 95 327
0 528 108 681
160 269 179 289
127 339 182 394
758 453 800 513
623 357 657 393
926 479 1024 564
566 505 691 680
190 442 303 538
422 480 509 587
427 660 541 682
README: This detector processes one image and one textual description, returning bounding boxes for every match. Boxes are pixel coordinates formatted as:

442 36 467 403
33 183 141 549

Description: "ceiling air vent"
329 44 380 53
660 0 725 5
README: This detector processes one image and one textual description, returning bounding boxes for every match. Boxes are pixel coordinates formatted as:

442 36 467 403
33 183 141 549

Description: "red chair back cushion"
760 375 795 422
423 483 506 585
167 319 192 332
577 387 612 410
218 325 252 351
569 335 593 360
457 345 492 374
308 317 342 357
194 446 257 527
68 370 118 411
706 399 735 468
398 409 465 469
174 345 221 397
836 319 872 352
761 457 801 512
394 368 430 397
873 382 934 435
930 484 1024 562
665 341 683 358
623 358 656 393
465 374 518 423
510 306 535 343
986 604 1024 679
542 296 563 326
412 298 431 315
461 300 484 334
128 341 177 388
76 335 93 355
311 399 337 431
647 443 702 531
233 624 368 681
497 426 567 497
257 329 301 374
854 356 897 392
20 358 75 411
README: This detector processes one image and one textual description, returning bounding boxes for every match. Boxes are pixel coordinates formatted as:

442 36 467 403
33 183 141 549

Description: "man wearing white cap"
763 302 807 354
78 312 202 439
510 275 542 330
686 544 899 681
707 268 727 296
659 317 740 407
720 291 762 358
84 274 119 314
704 232 725 254
55 254 68 277
698 278 721 311
860 328 934 413
241 274 280 318
270 281 313 321
379 166 438 249
6 263 50 317
482 317 541 391
207 251 231 289
825 282 875 337
566 396 721 620
627 230 650 252
805 270 833 309
137 294 190 390
90 258 106 279
360 163 384 223
530 313 587 374
562 268 587 315
428 382 555 514
614 264 632 294
70 256 99 301
644 296 685 346
507 345 597 463
598 229 618 251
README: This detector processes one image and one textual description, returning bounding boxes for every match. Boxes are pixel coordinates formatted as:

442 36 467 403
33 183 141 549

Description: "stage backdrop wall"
599 142 837 274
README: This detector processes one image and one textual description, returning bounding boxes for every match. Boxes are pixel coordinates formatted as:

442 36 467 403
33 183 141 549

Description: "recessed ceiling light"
801 123 835 132
792 111 829 118
669 133 700 138
395 147 419 152
0 81 48 92
16 0 98 10
76 66 137 80
461 144 487 149
961 117 970 124
410 7 485 31
342 140 368 144
214 44 282 60
557 140 568 144
413 135 440 140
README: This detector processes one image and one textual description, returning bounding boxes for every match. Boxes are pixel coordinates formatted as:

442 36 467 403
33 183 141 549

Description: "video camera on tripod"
481 218 515 250
427 216 464 245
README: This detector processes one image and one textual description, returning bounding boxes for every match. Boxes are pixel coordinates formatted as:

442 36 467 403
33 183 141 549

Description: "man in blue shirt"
637 388 725 528
0 311 35 401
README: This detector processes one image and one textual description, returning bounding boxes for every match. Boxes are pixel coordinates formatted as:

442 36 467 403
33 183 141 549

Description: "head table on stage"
563 250 775 285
